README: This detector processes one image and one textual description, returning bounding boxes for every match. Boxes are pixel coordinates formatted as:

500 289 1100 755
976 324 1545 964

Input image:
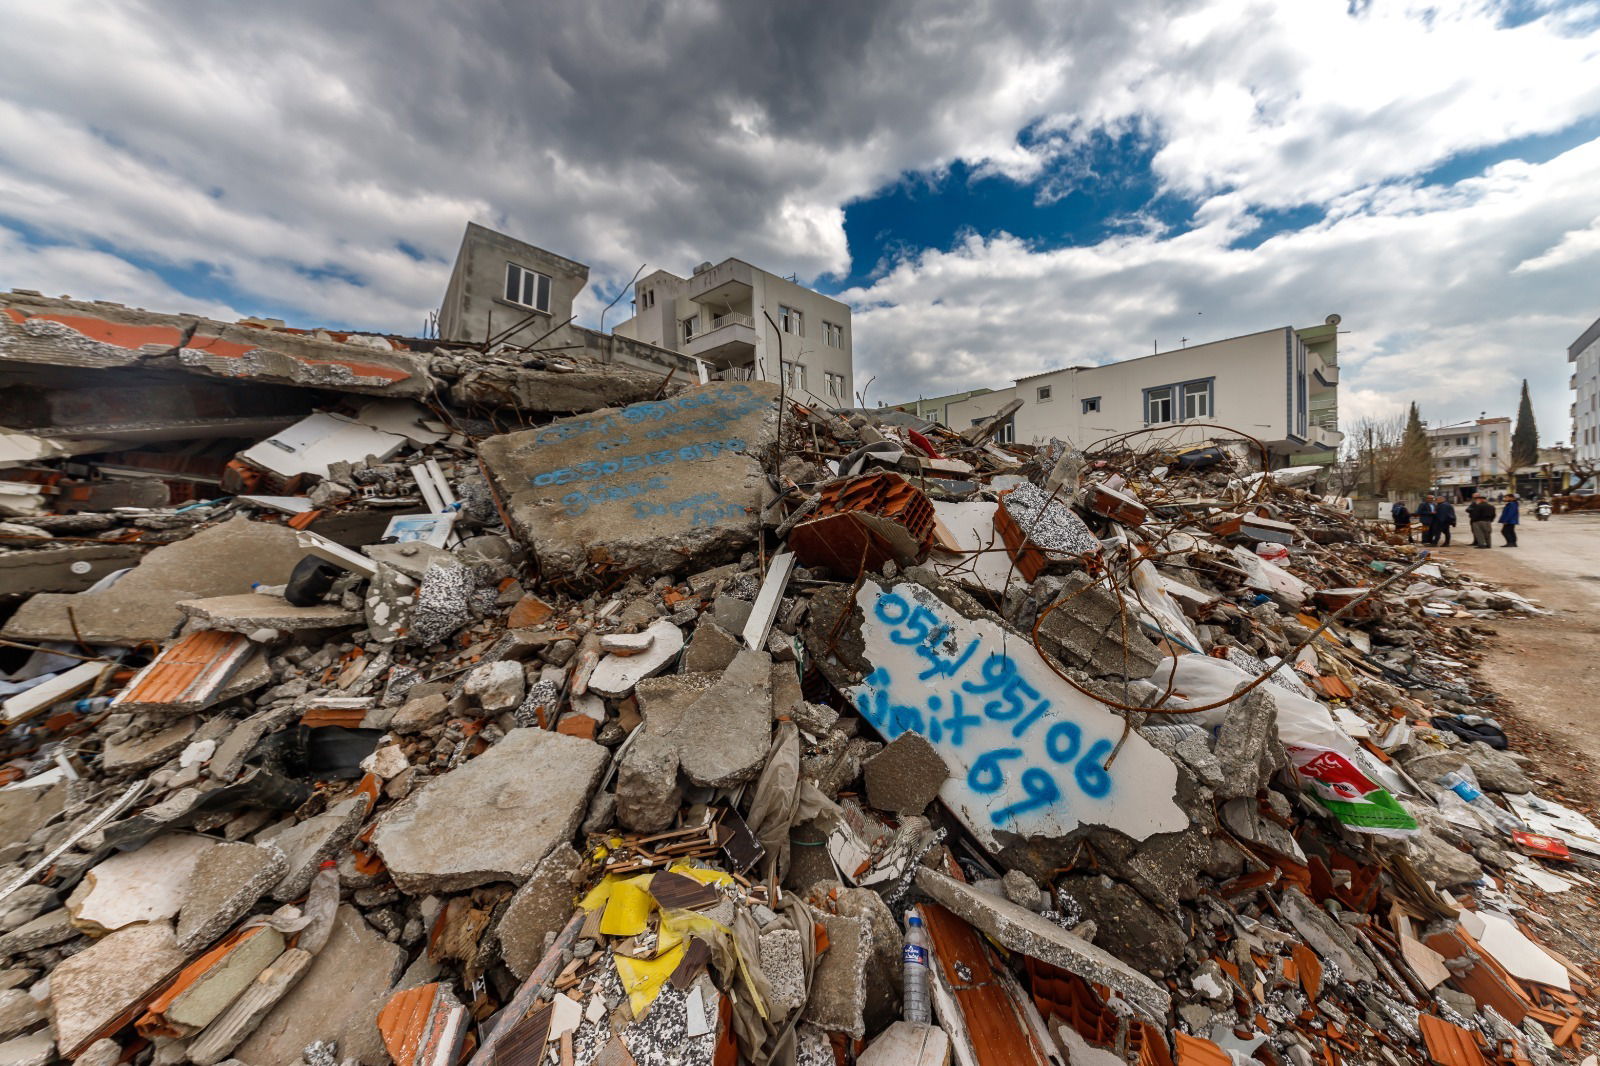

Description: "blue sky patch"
833 128 1195 292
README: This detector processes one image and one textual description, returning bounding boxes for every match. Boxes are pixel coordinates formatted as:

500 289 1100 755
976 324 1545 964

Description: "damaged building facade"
931 320 1344 468
0 276 1594 1066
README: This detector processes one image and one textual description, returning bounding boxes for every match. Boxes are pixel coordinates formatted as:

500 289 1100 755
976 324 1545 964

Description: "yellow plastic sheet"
599 879 655 937
613 943 686 1016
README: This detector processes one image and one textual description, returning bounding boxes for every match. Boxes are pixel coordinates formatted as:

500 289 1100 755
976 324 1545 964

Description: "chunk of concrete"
682 620 740 674
67 832 217 934
914 868 1170 1018
389 692 451 735
493 845 584 979
587 618 684 699
0 783 64 852
101 717 198 775
803 912 869 1038
1054 874 1187 975
0 989 44 1040
758 928 806 1017
857 1022 951 1066
0 909 74 956
1275 887 1378 984
257 797 367 902
673 649 773 788
234 907 404 1066
462 660 524 712
4 517 310 646
1210 686 1287 800
49 921 187 1057
477 381 779 583
0 1032 53 1066
863 733 949 816
1035 571 1164 680
372 728 607 893
176 594 362 633
177 843 289 952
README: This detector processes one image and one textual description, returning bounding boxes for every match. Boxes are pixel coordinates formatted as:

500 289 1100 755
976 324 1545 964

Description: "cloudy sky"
3 0 1599 438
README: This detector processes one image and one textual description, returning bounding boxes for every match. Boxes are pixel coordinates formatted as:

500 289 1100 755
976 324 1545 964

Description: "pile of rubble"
0 305 1597 1066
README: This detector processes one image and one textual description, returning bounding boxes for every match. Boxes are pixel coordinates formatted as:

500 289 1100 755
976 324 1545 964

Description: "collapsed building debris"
0 304 1596 1066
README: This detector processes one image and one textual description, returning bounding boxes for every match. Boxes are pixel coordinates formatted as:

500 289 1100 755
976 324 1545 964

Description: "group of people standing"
1391 493 1523 548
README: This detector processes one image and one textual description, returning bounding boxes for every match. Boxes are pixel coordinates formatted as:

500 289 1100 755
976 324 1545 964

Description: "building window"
641 289 655 309
780 305 803 336
1082 397 1100 414
782 361 806 390
1037 385 1052 402
1146 386 1174 424
975 416 1014 444
824 371 845 400
823 321 843 347
682 315 699 342
1182 380 1212 420
505 263 552 313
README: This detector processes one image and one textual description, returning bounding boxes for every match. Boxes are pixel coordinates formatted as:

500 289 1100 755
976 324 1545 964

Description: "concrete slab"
175 595 362 633
372 728 607 893
48 921 187 1058
478 381 779 582
233 906 405 1066
101 717 197 775
0 783 64 852
803 912 868 1038
915 869 1170 1019
4 517 310 646
177 842 289 952
863 732 949 816
67 832 217 934
587 618 683 698
673 648 773 788
257 796 368 902
493 844 584 979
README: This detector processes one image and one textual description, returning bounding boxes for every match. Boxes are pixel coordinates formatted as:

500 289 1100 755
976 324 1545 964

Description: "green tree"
1396 403 1433 494
1512 379 1539 471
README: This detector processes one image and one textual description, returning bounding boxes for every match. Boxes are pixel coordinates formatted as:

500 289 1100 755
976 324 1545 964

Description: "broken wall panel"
845 578 1187 852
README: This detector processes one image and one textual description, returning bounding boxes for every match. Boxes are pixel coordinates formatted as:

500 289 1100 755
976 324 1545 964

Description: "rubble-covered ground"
1 322 1598 1066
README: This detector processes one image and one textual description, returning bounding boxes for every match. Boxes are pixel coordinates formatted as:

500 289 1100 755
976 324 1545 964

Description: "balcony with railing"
683 311 757 367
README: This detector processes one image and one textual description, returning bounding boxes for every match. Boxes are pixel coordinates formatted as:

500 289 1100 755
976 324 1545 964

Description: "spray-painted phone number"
854 589 1115 827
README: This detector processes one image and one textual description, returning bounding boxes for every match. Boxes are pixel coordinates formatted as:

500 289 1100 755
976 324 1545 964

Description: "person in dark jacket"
1391 501 1413 542
1467 493 1496 548
1416 495 1439 545
1432 497 1457 547
1499 494 1520 547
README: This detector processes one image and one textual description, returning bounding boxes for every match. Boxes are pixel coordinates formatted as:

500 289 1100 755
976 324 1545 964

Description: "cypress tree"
1398 403 1432 493
1512 379 1539 471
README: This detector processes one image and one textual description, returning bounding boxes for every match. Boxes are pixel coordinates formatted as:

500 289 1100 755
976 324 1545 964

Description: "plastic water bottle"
902 911 932 1024
1438 771 1527 835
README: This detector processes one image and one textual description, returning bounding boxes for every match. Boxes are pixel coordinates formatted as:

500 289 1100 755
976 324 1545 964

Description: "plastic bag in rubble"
1154 655 1418 837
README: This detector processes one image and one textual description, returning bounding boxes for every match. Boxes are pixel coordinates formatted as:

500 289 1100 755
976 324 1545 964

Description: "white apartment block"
943 324 1342 468
1427 417 1511 498
1570 314 1600 465
614 259 853 408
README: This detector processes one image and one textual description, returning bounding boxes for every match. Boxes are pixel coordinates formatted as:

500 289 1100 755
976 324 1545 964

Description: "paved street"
1444 511 1600 808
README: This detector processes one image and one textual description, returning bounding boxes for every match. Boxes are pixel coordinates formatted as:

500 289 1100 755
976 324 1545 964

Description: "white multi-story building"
1570 314 1600 466
942 323 1343 468
613 259 853 408
1427 417 1511 498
